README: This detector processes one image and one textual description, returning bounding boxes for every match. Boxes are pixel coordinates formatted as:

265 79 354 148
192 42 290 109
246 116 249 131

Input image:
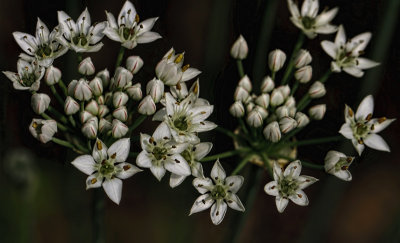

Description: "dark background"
0 0 399 242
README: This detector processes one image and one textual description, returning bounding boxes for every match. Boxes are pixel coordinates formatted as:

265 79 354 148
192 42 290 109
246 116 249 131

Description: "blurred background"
0 0 399 242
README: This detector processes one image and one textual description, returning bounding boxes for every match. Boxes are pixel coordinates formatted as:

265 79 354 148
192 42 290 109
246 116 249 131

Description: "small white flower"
308 81 326 98
287 0 338 39
276 106 289 119
339 95 395 155
238 75 252 92
268 49 286 72
190 160 245 225
294 49 312 68
138 95 156 115
260 76 275 93
78 57 95 76
308 104 326 120
44 65 61 85
126 55 144 74
146 78 164 103
64 96 80 115
112 119 129 138
3 58 44 91
13 18 68 67
321 25 379 77
324 151 354 181
71 138 142 204
277 85 291 99
31 93 50 114
263 121 281 142
294 65 312 83
230 35 248 60
264 160 318 213
104 0 161 49
136 122 191 181
29 118 57 143
57 8 107 52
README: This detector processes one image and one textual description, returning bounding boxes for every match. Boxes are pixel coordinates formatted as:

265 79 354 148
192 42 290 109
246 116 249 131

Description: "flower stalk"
281 33 305 85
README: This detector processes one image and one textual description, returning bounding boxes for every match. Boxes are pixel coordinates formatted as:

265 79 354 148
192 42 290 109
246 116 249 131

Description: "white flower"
44 65 61 85
85 100 99 115
78 57 95 76
31 93 50 114
57 8 107 52
169 142 212 188
126 55 144 74
136 122 191 181
234 86 250 102
294 49 312 68
164 93 216 143
270 89 285 107
295 112 310 128
321 25 379 77
324 151 354 181
3 58 44 91
287 0 338 39
71 138 141 204
146 78 164 103
238 75 252 92
113 106 128 122
190 160 245 225
29 118 57 143
268 49 286 72
230 35 248 60
339 95 395 155
264 160 318 213
13 18 68 67
104 0 161 49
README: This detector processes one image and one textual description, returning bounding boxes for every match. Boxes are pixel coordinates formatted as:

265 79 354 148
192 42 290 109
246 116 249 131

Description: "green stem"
69 115 76 128
231 153 254 175
319 69 332 84
41 113 68 132
215 126 238 140
281 33 305 85
285 136 342 147
52 137 75 150
115 46 126 70
301 160 325 170
290 80 300 96
259 152 273 177
48 106 68 125
238 118 249 135
50 85 65 107
201 148 251 162
129 115 147 134
92 189 105 243
58 79 68 97
236 60 245 78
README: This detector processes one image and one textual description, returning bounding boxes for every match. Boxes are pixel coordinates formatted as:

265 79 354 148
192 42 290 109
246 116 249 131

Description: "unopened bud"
255 94 270 109
45 65 61 85
276 85 290 99
82 117 98 139
29 119 57 143
113 106 128 122
268 49 286 72
31 93 50 114
309 81 326 98
112 119 128 138
146 78 164 103
260 76 275 93
99 118 112 133
270 89 284 107
246 110 263 127
230 35 248 60
294 49 312 68
138 95 156 115
78 57 95 76
255 106 268 119
125 83 142 101
64 96 80 115
98 105 109 118
229 101 245 117
113 91 129 108
285 96 296 108
234 86 249 102
85 100 99 115
309 104 326 120
295 65 312 83
89 77 103 96
112 67 133 89
80 110 94 124
238 75 252 92
279 116 297 133
263 121 281 142
96 69 110 88
276 106 289 119
74 79 93 101
295 112 310 128
126 55 144 74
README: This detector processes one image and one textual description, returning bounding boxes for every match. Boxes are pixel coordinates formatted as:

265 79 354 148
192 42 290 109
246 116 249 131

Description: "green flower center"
153 146 167 161
99 161 115 176
174 116 188 131
36 44 52 57
181 150 192 165
122 27 134 40
21 73 36 87
278 178 298 197
334 157 352 172
72 34 88 46
302 17 315 29
351 121 372 142
211 185 226 200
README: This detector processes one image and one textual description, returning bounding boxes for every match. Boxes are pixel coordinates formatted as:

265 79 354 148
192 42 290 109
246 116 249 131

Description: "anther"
135 14 140 23
91 178 97 184
123 165 131 171
96 141 102 150
182 64 190 72
111 153 117 159
365 113 372 121
174 54 183 64
378 117 387 123
32 122 38 128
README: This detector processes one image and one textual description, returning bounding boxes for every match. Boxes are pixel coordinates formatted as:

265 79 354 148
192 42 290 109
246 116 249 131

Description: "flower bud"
263 121 281 142
309 81 326 98
295 112 310 128
113 106 128 122
126 55 144 74
82 117 98 139
96 68 110 88
78 57 95 76
237 75 252 92
44 66 61 85
125 83 142 101
260 76 275 93
234 86 249 102
98 105 109 118
308 104 326 120
276 106 289 119
104 92 113 105
276 85 290 99
67 80 78 96
294 65 312 83
112 119 128 138
113 91 129 108
146 78 164 103
255 106 268 119
138 95 156 115
279 116 297 133
29 119 57 143
64 96 80 115
80 110 94 124
229 101 245 117
96 95 105 105
255 94 270 109
270 89 284 107
246 102 255 113
99 118 112 133
230 35 248 60
246 110 263 127
288 107 297 117
285 96 296 108
31 93 50 115
85 100 99 115
74 79 93 101
89 77 103 96
294 49 312 68
112 67 133 89
268 49 286 72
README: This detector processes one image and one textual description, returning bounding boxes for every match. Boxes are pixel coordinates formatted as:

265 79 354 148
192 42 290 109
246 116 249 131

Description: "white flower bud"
229 101 245 117
230 35 248 60
44 66 61 85
276 85 290 99
82 117 98 139
138 95 156 115
31 93 50 115
67 80 78 96
96 69 110 88
126 56 144 74
238 75 252 92
260 76 275 93
308 104 326 120
112 119 128 138
279 116 297 133
234 86 249 102
146 78 164 103
78 57 95 76
285 96 296 108
85 100 99 115
171 82 188 100
113 106 128 122
97 95 105 105
309 81 326 98
98 105 109 118
89 77 103 96
255 94 270 109
99 118 112 133
276 106 289 119
295 112 310 128
255 106 268 119
112 67 133 89
246 102 255 113
263 121 281 142
268 49 286 72
125 83 142 101
64 96 80 115
294 49 312 68
113 91 129 108
155 60 182 86
288 107 297 117
270 89 284 107
246 110 263 127
29 119 57 143
104 92 113 105
295 65 313 83
74 79 92 101
80 110 94 124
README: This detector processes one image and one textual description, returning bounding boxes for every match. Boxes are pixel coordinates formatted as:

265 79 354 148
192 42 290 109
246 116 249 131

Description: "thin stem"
238 118 249 135
301 160 325 170
281 33 305 85
259 152 273 177
285 136 342 147
215 126 238 140
297 69 332 111
129 115 147 134
290 80 300 96
41 113 68 132
92 189 105 243
48 106 69 125
236 60 245 78
58 79 68 97
319 69 332 84
232 153 254 175
50 85 65 107
115 46 126 70
69 115 76 128
201 148 251 162
52 137 75 150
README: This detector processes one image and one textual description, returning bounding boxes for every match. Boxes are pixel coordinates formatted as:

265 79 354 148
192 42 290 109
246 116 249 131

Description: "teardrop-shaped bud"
67 80 78 96
229 101 245 117
45 65 61 85
276 85 290 99
78 57 95 76
270 89 284 107
125 83 142 101
81 117 98 139
96 68 110 88
113 106 128 122
295 65 313 83
285 96 296 108
113 91 129 108
309 81 326 98
126 55 144 74
99 118 112 133
98 105 110 118
268 49 286 72
279 116 297 133
295 112 310 128
96 95 105 105
255 106 268 119
31 93 50 114
138 95 156 115
112 119 128 138
294 49 312 68
64 96 80 115
260 76 275 93
80 110 94 124
263 121 281 142
85 100 99 116
246 110 263 127
308 104 326 120
146 78 164 103
74 79 93 101
230 35 248 60
238 75 252 92
255 94 270 109
234 86 249 102
112 67 133 89
276 106 289 119
89 77 104 96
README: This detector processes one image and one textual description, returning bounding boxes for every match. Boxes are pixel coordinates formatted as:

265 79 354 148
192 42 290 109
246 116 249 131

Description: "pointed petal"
339 123 354 139
150 165 166 181
370 118 396 133
137 17 158 32
321 41 337 59
225 175 244 194
264 181 279 196
364 134 390 152
92 139 108 163
169 173 186 188
352 139 365 156
165 92 176 115
189 194 214 215
191 162 205 178
164 154 191 176
350 32 371 53
140 133 151 151
335 25 346 46
287 0 300 18
169 143 188 154
86 173 103 189
343 67 364 78
315 7 338 26
136 31 161 44
71 155 96 175
275 197 289 213
210 200 227 225
89 22 107 44
191 105 214 124
193 177 213 194
77 8 91 35
355 95 374 120
13 32 37 55
283 160 302 178
152 122 171 141
194 142 213 160
315 24 337 34
194 121 217 132
211 160 226 182
103 27 121 42
181 68 201 82
298 175 318 189
107 138 130 162
136 151 152 168
333 170 352 181
105 11 118 29
115 162 142 179
102 178 123 204
36 18 50 43
226 193 245 212
356 58 380 70
152 108 167 121
273 162 283 181
289 189 309 206
118 0 137 27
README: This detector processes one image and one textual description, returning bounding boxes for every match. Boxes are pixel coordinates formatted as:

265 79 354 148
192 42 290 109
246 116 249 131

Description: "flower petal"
193 142 213 160
191 162 205 178
169 173 186 188
321 41 337 59
364 134 390 152
355 95 374 120
210 200 227 225
289 189 309 206
283 160 302 178
273 162 283 181
103 27 121 42
297 175 318 189
86 173 103 189
335 25 346 46
264 181 279 196
152 122 171 141
107 138 130 162
118 0 137 27
13 32 37 55
315 7 338 26
164 154 191 176
92 138 108 163
193 177 213 194
136 31 161 44
225 175 244 194
333 169 352 181
287 0 300 19
352 139 365 156
275 197 289 213
189 194 214 215
181 68 201 82
115 162 142 179
370 118 396 133
102 178 123 205
71 155 96 175
136 151 152 168
357 58 379 70
150 165 166 181
211 160 226 182
343 67 364 78
140 133 151 151
226 193 245 212
339 123 354 140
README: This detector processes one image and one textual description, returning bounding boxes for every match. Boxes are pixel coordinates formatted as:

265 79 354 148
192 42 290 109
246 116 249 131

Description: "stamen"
111 153 117 159
365 113 372 121
91 178 97 184
135 14 140 23
378 117 387 123
96 141 102 150
123 165 131 171
32 122 38 128
174 54 184 64
182 64 190 72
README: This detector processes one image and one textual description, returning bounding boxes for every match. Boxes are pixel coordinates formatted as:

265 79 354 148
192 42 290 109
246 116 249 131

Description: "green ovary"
278 178 298 197
72 34 88 46
36 44 52 57
153 147 167 160
21 73 36 87
173 116 188 131
302 17 315 29
211 185 226 200
100 162 114 175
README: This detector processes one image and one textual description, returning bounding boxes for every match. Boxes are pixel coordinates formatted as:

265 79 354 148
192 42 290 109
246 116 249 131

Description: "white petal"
264 181 279 196
225 175 244 194
315 7 338 26
36 18 50 43
118 0 136 27
191 105 214 124
136 31 161 44
137 17 158 32
77 8 91 35
103 27 121 42
273 162 283 181
333 170 352 181
297 175 318 189
191 162 205 178
153 122 171 141
107 138 130 162
370 118 395 133
355 95 374 120
106 11 118 29
211 160 226 182
92 139 108 163
169 143 188 154
115 162 142 179
324 150 345 169
210 200 227 225
140 133 151 151
321 41 337 59
13 32 37 55
136 151 152 168
194 142 213 160
315 24 337 34
150 165 166 181
86 173 103 189
152 108 167 121
181 68 201 82
289 190 309 206
193 177 213 194
275 197 289 213
343 67 364 78
102 178 123 205
283 160 302 178
226 193 245 212
71 155 96 175
339 123 354 140
164 154 191 176
335 25 346 46
165 93 176 115
194 121 217 132
287 0 300 18
364 134 390 152
357 58 380 70
89 22 107 44
169 173 186 188
350 32 371 53
352 139 365 156
189 194 214 215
